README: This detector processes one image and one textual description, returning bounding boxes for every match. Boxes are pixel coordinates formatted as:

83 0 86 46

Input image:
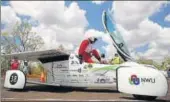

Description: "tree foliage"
1 21 44 74
161 57 170 70
137 57 170 70
1 21 44 53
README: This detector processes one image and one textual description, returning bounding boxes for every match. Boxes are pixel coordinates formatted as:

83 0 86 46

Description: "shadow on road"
7 84 119 93
120 96 168 102
7 85 73 93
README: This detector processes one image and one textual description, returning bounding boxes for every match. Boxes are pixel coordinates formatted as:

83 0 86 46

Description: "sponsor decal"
129 75 140 85
70 79 79 83
54 64 67 68
10 73 18 85
70 56 74 59
71 61 79 65
78 68 81 73
72 74 78 77
129 74 156 85
95 77 115 84
84 65 88 69
79 74 84 77
88 64 93 68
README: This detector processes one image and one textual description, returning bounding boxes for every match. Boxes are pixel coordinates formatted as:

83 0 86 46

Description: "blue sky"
1 1 112 31
149 3 170 28
1 1 170 59
134 2 170 54
66 1 113 32
2 1 169 34
66 1 170 31
1 1 10 6
67 1 170 57
65 1 170 55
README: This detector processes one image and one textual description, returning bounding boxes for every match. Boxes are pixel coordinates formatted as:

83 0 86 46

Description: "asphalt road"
1 78 170 102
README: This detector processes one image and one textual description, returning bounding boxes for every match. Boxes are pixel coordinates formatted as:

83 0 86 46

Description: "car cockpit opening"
38 54 70 63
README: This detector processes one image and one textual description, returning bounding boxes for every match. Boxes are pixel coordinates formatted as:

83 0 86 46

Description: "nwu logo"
129 75 140 85
129 74 156 85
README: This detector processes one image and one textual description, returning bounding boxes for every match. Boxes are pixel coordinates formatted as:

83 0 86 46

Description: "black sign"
10 73 18 85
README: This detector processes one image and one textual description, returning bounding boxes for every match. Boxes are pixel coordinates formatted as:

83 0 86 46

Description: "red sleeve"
78 40 89 55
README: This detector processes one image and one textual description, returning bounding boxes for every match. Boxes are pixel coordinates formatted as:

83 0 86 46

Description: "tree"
1 21 44 74
137 58 162 69
137 58 154 65
161 57 170 70
1 21 44 53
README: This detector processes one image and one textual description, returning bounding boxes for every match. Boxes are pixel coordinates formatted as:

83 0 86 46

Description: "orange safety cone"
40 72 45 83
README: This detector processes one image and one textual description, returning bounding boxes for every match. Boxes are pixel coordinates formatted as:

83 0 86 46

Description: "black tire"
133 94 157 101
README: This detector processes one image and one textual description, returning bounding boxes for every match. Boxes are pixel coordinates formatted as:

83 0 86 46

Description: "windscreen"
102 11 133 61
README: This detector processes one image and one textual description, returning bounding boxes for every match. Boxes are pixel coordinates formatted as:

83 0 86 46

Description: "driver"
78 37 101 63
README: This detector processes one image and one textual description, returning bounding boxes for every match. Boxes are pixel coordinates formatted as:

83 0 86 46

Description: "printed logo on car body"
129 74 140 85
129 74 156 85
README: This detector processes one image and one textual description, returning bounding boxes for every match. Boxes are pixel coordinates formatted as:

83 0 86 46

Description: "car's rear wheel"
133 94 157 101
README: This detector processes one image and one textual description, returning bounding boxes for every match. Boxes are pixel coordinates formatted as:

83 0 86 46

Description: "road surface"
1 78 170 102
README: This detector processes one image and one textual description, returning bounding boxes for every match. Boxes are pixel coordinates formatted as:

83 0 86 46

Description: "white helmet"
89 37 98 42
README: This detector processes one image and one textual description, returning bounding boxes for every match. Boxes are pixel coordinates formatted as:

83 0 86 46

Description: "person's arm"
78 40 89 63
78 40 89 56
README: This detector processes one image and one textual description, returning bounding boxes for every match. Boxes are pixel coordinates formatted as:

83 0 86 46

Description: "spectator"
111 53 121 64
23 60 28 74
10 57 20 70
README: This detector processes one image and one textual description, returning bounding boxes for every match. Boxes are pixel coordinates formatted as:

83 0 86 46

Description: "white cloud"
112 1 170 60
64 2 88 28
112 1 167 30
165 14 170 22
9 1 88 51
1 6 21 33
2 1 170 62
92 1 105 5
105 44 117 59
10 1 88 28
126 18 162 49
136 42 169 61
84 29 105 39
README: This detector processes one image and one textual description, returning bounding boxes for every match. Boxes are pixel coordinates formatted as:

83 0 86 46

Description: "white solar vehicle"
3 11 168 101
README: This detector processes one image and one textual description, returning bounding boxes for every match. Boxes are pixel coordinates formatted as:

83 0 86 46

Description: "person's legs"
86 58 94 63
83 53 94 63
91 50 101 61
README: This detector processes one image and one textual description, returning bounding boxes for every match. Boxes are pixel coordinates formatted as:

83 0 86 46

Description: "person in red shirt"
10 57 20 70
78 37 101 63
